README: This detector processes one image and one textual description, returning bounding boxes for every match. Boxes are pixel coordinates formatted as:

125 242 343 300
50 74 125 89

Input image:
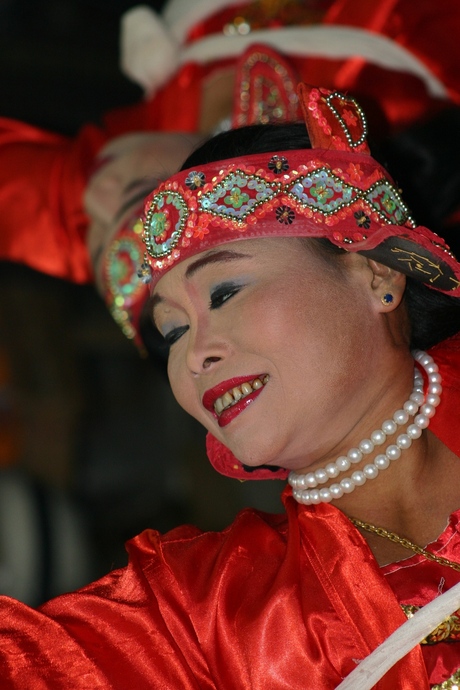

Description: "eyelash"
163 325 190 346
209 283 242 309
162 284 243 347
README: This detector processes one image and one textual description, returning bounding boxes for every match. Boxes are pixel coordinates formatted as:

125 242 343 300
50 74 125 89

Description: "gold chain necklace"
350 517 460 573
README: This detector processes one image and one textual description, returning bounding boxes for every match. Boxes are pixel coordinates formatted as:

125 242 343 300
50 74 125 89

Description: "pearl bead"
309 490 321 504
415 352 431 366
410 392 424 405
298 491 312 505
304 474 317 488
420 403 435 418
393 409 409 425
403 400 418 415
386 445 401 461
319 487 332 502
325 463 340 478
351 470 366 486
374 454 390 470
382 419 397 435
429 373 441 384
359 439 374 454
426 363 439 374
314 468 328 484
363 464 379 479
329 483 344 499
396 433 412 449
348 448 363 464
407 424 422 439
426 394 440 407
414 413 429 429
336 456 351 471
371 429 386 445
340 478 355 493
429 383 442 396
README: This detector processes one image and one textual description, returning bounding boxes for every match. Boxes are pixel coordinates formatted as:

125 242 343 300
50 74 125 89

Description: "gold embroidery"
401 605 460 644
390 247 444 283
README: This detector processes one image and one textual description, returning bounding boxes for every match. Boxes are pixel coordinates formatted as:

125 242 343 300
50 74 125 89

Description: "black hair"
178 120 460 352
374 107 460 248
181 122 311 170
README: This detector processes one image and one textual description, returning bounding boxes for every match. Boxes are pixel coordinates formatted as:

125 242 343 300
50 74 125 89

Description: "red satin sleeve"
0 117 108 283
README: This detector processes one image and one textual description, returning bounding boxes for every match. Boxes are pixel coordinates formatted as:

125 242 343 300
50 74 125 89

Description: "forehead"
151 237 320 296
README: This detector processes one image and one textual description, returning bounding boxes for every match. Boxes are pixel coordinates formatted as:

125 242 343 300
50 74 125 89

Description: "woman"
1 84 460 688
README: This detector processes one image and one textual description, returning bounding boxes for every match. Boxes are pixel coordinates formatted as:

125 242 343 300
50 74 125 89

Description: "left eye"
164 325 190 346
210 284 242 309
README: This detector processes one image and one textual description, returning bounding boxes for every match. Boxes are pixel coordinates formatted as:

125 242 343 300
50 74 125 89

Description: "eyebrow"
113 178 160 224
184 250 251 279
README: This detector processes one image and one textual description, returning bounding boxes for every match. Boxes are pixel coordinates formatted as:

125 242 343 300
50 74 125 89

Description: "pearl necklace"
289 350 442 505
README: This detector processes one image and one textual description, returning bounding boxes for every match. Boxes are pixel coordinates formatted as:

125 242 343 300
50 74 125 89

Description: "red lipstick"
202 375 268 428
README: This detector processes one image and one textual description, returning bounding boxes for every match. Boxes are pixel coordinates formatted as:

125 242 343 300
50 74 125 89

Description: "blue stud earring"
381 293 394 305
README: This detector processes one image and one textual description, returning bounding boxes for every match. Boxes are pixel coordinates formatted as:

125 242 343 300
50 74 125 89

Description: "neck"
289 350 442 519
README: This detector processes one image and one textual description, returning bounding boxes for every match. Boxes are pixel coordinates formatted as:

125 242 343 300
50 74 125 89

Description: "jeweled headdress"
142 83 460 297
100 212 149 352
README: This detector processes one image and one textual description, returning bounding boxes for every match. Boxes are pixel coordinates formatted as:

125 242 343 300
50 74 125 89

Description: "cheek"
167 356 200 423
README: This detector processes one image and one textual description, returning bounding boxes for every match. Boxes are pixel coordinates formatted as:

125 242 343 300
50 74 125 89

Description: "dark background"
0 0 166 133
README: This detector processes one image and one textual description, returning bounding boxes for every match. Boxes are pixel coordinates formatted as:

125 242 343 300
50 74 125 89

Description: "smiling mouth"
213 375 269 416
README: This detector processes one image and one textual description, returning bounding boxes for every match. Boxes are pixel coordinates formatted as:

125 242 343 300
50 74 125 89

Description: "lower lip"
217 386 265 427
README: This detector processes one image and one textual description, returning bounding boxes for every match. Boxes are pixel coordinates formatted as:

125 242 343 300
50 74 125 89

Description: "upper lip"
202 375 266 413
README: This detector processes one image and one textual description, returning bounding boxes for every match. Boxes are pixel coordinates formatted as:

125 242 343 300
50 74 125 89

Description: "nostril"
203 356 221 369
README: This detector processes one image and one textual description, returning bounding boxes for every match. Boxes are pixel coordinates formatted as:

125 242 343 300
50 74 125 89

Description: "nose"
185 319 228 376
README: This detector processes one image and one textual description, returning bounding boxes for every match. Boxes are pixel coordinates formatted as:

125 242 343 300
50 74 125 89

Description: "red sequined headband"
141 84 460 299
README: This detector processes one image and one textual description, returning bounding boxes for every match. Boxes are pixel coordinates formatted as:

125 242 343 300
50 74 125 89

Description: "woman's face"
152 238 405 473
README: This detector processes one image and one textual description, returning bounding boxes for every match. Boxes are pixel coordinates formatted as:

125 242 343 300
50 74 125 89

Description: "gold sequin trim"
402 605 460 644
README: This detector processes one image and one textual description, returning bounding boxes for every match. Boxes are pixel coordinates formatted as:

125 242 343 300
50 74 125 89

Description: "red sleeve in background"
0 117 108 283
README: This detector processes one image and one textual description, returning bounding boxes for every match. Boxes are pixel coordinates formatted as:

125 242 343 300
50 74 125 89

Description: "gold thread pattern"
401 605 460 644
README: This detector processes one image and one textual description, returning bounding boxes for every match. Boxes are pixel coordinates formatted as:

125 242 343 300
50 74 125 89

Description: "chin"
230 440 285 472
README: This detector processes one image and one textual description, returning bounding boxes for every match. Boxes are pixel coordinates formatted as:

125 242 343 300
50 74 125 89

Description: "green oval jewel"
150 212 167 237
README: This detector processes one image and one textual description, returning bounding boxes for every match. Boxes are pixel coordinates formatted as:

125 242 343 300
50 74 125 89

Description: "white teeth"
232 387 243 401
222 392 234 407
213 376 269 416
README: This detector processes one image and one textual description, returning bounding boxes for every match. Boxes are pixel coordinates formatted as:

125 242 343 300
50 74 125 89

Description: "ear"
367 259 406 312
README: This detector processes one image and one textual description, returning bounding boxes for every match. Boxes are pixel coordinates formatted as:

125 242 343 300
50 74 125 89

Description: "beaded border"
102 218 147 343
324 91 368 149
